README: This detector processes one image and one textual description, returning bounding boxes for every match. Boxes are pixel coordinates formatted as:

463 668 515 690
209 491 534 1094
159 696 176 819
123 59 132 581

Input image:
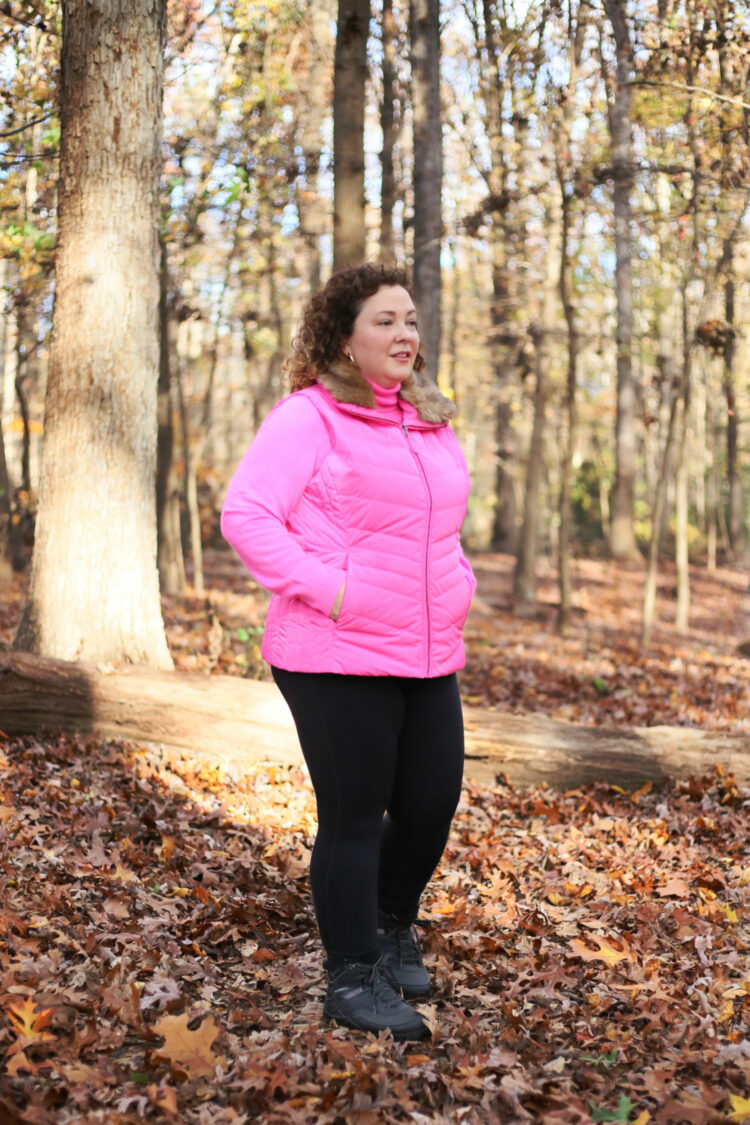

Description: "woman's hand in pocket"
329 582 346 621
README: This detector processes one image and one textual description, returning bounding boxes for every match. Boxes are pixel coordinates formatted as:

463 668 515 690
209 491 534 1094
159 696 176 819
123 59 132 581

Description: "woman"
221 263 475 1042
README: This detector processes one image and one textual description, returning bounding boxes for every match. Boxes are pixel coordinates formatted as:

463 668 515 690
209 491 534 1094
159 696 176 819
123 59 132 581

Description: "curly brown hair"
285 263 425 391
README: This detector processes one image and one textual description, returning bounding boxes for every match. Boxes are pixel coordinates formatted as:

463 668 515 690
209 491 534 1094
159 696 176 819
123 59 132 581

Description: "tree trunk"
723 268 744 557
3 652 750 792
156 237 185 596
674 394 690 631
488 218 521 554
715 8 745 560
13 295 34 498
175 356 204 597
0 271 23 578
601 0 640 562
591 431 611 542
14 0 172 668
556 0 588 630
0 271 12 579
557 193 579 632
705 366 718 572
445 238 460 405
641 388 679 647
514 199 561 603
652 173 678 557
332 0 370 268
410 0 442 380
380 0 397 263
675 287 691 632
0 404 12 582
296 0 334 293
491 399 519 553
475 0 521 553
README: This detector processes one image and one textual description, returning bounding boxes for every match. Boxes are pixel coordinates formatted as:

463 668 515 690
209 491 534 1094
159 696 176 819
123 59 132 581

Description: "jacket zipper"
333 402 438 676
400 419 433 677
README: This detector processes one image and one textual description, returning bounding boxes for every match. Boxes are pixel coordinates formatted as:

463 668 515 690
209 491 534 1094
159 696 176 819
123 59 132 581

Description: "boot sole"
321 1017 427 1039
400 983 432 1000
323 1004 430 1042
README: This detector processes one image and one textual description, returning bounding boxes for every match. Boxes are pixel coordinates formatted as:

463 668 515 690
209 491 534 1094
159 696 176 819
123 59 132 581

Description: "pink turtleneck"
366 377 404 421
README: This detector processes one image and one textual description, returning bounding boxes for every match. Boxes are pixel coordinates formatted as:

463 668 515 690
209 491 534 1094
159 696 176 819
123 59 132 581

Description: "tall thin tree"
601 0 640 561
333 0 370 268
514 198 561 603
410 0 442 379
380 0 398 263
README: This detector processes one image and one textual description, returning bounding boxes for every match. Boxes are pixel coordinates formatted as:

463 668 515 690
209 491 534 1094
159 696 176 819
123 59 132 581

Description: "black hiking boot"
323 956 429 1041
378 914 431 1000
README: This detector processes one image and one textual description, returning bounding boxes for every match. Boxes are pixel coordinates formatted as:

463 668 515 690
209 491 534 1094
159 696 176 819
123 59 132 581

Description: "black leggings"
271 668 464 968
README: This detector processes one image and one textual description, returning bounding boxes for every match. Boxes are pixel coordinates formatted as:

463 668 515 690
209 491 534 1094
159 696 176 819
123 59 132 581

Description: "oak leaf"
6 997 55 1042
657 876 691 898
570 935 632 966
152 1012 226 1080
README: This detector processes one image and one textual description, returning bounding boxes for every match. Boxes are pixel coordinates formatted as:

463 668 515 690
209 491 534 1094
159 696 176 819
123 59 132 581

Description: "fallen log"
1 651 749 790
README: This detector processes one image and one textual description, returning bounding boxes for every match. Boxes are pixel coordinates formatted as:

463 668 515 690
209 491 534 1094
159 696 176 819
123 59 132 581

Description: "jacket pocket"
336 560 367 626
457 565 475 624
276 593 335 648
335 559 400 635
459 553 477 602
441 554 475 630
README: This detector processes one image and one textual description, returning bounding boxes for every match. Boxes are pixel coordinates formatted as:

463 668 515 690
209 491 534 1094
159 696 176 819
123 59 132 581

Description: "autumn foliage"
2 554 750 1121
1 729 749 1122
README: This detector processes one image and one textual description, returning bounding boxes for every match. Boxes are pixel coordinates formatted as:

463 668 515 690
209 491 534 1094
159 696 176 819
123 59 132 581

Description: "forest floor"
1 553 750 1123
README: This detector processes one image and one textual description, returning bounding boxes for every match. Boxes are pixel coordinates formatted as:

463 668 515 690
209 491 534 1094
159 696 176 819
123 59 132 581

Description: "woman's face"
343 285 420 389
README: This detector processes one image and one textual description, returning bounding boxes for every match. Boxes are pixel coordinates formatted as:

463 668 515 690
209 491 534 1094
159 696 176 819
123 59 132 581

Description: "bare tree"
380 0 398 263
15 0 172 667
514 198 561 603
601 0 640 561
156 236 185 596
555 0 589 631
297 0 336 293
410 0 442 377
333 0 370 268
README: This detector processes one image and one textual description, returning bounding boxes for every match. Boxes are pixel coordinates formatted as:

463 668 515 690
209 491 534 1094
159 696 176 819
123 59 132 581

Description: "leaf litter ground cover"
1 734 750 1124
2 551 750 1121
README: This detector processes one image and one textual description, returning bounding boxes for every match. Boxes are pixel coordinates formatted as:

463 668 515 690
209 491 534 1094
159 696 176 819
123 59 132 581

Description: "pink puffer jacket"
221 363 476 677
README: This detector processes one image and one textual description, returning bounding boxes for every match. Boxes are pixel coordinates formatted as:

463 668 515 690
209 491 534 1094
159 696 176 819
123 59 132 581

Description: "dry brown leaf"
152 1012 227 1080
569 935 633 966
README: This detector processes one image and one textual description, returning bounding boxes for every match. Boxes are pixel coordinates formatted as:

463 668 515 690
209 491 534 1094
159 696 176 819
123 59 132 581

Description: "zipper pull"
402 422 409 434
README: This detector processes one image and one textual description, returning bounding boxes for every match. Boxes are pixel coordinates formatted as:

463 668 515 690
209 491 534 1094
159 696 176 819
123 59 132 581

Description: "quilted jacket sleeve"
220 394 346 616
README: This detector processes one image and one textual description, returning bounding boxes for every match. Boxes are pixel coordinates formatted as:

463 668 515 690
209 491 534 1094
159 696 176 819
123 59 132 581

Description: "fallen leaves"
1 553 750 1120
461 555 750 732
1 732 750 1123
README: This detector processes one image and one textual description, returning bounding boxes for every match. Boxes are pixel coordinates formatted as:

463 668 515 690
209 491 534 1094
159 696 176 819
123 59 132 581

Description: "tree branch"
0 3 57 34
626 79 750 112
0 112 54 139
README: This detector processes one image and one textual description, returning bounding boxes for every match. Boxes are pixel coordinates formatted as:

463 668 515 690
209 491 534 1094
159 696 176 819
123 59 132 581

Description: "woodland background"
1 0 749 625
2 0 750 1123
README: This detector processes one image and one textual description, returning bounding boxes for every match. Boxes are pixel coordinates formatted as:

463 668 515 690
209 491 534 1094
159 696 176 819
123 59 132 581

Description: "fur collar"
316 357 456 425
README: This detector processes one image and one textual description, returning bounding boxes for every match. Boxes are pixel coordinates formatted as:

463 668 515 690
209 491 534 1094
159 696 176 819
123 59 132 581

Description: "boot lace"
366 957 402 1010
395 924 422 965
381 921 423 966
